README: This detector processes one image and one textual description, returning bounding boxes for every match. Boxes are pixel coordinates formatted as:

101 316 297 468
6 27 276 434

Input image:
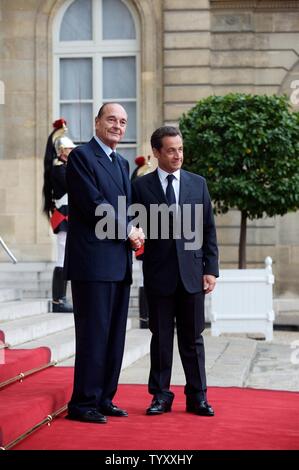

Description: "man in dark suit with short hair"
132 126 219 417
64 103 143 424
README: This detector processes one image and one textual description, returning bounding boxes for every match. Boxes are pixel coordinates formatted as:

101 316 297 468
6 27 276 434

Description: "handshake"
129 226 145 251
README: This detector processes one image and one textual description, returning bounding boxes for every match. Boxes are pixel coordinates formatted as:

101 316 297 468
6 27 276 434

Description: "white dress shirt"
94 135 114 161
157 167 180 206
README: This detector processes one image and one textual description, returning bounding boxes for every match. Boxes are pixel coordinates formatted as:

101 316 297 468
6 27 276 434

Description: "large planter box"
209 257 275 341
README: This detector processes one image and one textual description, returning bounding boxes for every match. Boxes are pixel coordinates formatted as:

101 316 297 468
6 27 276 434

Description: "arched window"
53 0 139 167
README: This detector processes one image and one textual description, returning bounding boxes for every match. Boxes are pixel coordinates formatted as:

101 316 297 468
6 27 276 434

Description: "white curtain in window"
61 103 93 143
120 101 136 142
55 0 138 152
103 57 136 99
60 0 92 41
102 0 136 40
60 58 92 100
120 147 137 173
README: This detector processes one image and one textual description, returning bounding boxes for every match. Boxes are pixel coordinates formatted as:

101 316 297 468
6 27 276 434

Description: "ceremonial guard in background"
131 155 153 327
42 119 75 312
131 155 152 182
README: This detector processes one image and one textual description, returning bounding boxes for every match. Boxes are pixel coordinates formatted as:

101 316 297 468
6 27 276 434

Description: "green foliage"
179 94 299 220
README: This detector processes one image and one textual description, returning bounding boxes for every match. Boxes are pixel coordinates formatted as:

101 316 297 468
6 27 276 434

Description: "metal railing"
0 237 17 263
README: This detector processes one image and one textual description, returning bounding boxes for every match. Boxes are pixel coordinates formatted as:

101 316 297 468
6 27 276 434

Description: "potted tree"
180 94 299 339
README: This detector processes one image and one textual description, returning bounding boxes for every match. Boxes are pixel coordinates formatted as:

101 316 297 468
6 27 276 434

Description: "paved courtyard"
120 328 299 392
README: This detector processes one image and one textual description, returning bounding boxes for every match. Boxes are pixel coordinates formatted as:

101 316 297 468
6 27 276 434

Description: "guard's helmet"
54 136 76 155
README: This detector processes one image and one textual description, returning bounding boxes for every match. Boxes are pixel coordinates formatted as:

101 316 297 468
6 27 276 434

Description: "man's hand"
203 274 216 294
129 227 145 251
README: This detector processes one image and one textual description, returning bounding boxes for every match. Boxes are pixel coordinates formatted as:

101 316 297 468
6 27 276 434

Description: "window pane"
103 57 136 99
60 58 92 100
118 147 137 175
103 0 136 40
120 101 136 143
60 0 92 41
61 103 93 143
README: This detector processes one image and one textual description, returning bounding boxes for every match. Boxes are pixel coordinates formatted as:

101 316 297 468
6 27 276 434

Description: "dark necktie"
166 174 176 206
110 151 124 190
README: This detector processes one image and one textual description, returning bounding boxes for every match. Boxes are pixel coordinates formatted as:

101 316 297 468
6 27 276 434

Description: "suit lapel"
90 138 126 194
146 169 168 204
179 170 192 205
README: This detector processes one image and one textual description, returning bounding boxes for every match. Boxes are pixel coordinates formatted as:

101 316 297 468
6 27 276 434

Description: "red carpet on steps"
0 367 73 448
0 347 51 383
4 371 297 450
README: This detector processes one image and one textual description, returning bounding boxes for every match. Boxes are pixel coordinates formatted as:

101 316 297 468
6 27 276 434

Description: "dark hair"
150 126 182 150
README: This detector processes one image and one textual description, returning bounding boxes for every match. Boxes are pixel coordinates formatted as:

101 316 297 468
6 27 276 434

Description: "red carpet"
0 330 5 343
0 367 73 447
0 347 51 383
9 379 299 450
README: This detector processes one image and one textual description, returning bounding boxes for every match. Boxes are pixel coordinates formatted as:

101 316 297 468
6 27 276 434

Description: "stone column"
163 0 212 124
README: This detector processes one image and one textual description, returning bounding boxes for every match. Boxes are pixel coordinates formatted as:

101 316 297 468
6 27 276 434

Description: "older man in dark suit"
64 103 143 424
132 126 219 417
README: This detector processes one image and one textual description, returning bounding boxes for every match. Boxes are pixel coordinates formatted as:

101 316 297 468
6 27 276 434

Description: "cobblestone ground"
245 330 299 391
120 329 299 392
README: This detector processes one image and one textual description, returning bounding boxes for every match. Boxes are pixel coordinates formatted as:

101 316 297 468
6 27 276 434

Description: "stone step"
16 327 75 363
0 272 45 282
0 280 141 299
58 326 151 368
14 319 133 364
0 262 55 273
0 261 142 275
0 263 54 297
130 286 140 297
0 288 22 303
20 287 136 300
128 307 139 317
274 298 299 313
275 312 299 326
0 280 52 298
0 313 74 347
274 298 299 326
129 296 139 308
21 284 139 297
121 328 151 370
206 337 257 387
0 262 143 298
0 299 49 321
22 289 52 299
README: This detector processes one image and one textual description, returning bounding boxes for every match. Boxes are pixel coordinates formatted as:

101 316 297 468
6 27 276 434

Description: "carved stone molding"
210 0 299 10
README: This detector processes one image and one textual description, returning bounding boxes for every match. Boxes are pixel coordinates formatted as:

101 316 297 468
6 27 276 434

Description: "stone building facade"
0 0 298 296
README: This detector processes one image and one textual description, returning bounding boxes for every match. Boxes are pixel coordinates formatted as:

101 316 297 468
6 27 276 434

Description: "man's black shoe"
186 401 215 416
99 403 128 417
65 409 107 423
146 398 172 415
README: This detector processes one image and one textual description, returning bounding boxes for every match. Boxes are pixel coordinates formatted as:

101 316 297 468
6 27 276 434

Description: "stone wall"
163 0 211 123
